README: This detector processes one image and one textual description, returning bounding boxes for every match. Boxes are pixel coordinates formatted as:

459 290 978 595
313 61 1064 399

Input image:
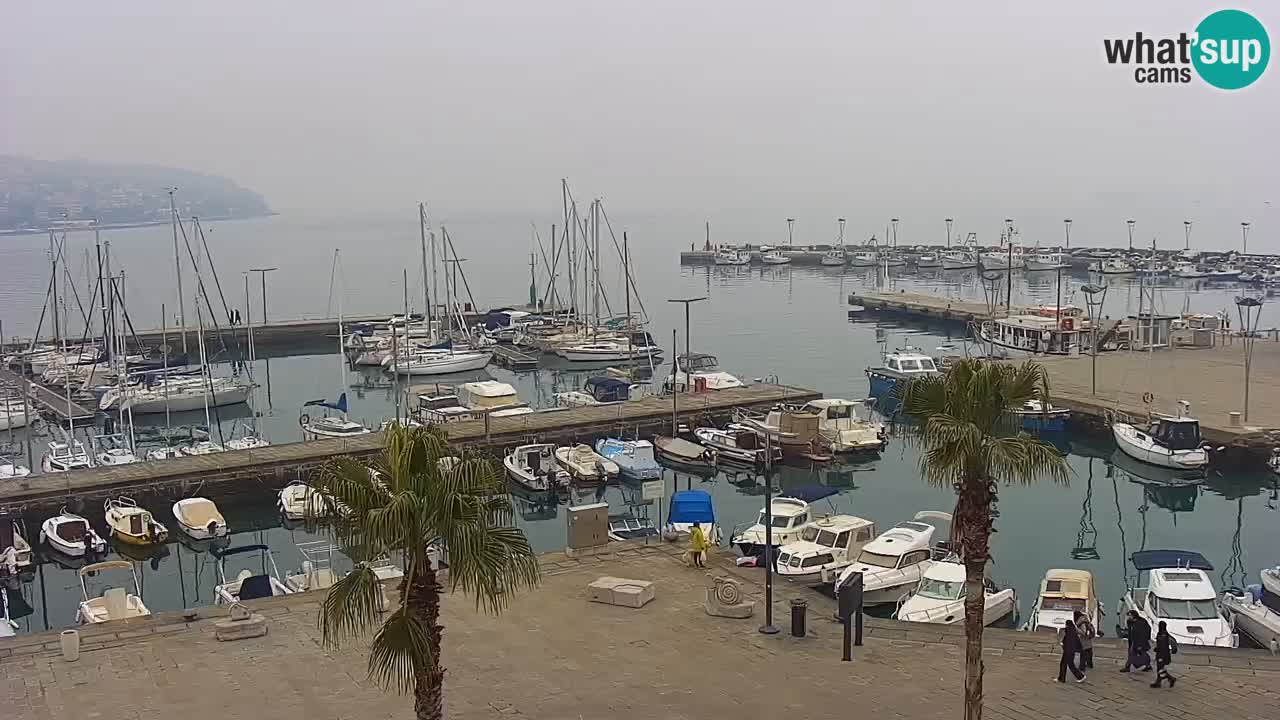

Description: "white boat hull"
897 589 1017 626
1113 423 1208 469
559 346 662 363
120 385 251 414
391 352 492 376
1222 592 1280 650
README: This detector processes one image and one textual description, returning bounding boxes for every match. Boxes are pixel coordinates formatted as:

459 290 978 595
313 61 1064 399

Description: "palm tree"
312 424 539 720
897 359 1070 720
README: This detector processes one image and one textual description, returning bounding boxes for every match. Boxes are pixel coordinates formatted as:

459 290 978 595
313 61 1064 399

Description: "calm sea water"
2 214 1278 636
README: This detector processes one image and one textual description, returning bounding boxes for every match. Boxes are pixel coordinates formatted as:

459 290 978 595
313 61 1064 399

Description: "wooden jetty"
491 345 539 371
0 383 820 512
0 368 95 422
848 291 1017 324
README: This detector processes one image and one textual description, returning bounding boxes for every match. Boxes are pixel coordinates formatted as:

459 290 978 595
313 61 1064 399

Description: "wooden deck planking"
0 369 96 421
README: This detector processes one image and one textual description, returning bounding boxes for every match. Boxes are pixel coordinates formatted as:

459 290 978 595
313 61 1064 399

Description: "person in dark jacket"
1057 619 1086 683
1121 610 1153 672
1074 610 1097 670
1150 621 1178 688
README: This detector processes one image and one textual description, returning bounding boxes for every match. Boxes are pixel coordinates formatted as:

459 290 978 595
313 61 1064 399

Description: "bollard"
60 629 81 662
790 598 807 637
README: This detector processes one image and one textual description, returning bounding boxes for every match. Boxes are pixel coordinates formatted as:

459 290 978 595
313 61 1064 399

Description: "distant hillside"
0 155 271 231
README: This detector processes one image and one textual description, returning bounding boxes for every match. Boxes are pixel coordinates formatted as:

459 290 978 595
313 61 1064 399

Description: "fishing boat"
1221 566 1280 651
171 497 229 540
92 433 140 466
832 511 953 604
800 399 886 453
865 346 941 396
300 393 372 440
1021 568 1101 633
820 247 847 266
213 544 295 604
607 513 659 542
731 487 835 557
1010 399 1071 432
1090 258 1137 275
713 248 751 266
76 561 151 624
1116 549 1236 648
760 251 791 265
1172 261 1208 279
41 439 93 473
0 455 31 479
980 245 1025 271
734 405 829 460
652 435 717 473
503 443 569 493
40 509 107 557
915 252 942 269
277 480 331 520
663 352 745 393
104 497 168 545
555 444 620 483
1113 408 1209 470
941 250 979 270
1025 251 1070 271
849 250 881 268
595 438 661 481
664 489 720 544
693 426 779 466
977 314 1086 359
895 558 1018 626
775 515 879 586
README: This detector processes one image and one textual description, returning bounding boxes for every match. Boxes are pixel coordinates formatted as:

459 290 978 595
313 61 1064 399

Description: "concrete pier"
849 290 1015 324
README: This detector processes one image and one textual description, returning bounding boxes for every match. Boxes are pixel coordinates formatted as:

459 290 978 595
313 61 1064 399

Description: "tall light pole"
667 297 707 393
1183 220 1193 251
1241 221 1251 255
890 218 900 247
757 426 794 636
1004 218 1014 315
1082 283 1108 395
945 217 953 248
1235 295 1263 422
1058 219 1071 317
786 218 795 247
1126 219 1135 251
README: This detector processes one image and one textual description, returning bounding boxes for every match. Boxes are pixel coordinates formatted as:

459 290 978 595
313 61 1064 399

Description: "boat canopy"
1149 417 1202 450
586 377 631 402
780 484 839 504
79 560 134 576
669 490 715 524
1131 549 1213 572
1040 569 1094 599
214 543 272 559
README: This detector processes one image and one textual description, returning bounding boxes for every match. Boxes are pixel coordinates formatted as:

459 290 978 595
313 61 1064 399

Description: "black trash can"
790 598 807 637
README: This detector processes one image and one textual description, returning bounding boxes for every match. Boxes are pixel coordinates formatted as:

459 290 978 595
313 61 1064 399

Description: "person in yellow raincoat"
688 522 708 568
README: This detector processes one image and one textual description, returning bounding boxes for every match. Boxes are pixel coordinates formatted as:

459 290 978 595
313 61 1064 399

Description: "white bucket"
60 629 81 662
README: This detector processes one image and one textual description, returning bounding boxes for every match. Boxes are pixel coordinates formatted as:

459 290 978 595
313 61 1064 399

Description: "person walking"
1074 610 1096 670
1150 621 1178 688
1056 619 1086 683
1121 610 1153 672
688 522 708 568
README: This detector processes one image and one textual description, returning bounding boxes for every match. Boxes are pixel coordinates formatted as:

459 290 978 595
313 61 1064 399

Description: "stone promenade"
2 544 1277 719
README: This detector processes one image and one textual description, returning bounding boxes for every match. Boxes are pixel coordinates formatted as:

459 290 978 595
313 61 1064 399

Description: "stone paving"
2 544 1278 719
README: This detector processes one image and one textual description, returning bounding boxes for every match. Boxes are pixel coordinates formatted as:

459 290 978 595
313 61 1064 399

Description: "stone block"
215 612 268 641
704 588 755 618
587 576 655 608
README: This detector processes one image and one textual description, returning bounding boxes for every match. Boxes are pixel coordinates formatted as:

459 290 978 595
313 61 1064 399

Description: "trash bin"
790 598 807 637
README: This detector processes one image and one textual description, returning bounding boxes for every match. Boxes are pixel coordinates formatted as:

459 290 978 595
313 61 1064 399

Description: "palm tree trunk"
957 481 993 720
409 559 445 720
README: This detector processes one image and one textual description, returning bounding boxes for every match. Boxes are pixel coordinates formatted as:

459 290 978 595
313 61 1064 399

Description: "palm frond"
366 606 434 693
445 523 540 613
318 564 385 649
988 435 1072 486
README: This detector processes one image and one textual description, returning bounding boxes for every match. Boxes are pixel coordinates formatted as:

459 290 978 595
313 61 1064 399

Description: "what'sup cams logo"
1104 9 1269 89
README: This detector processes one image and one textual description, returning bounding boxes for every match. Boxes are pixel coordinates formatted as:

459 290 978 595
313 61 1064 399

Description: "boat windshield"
1152 421 1201 450
856 550 900 569
800 526 821 542
1152 596 1220 620
917 577 964 601
1042 597 1087 612
825 404 854 420
813 529 841 548
757 511 799 528
683 355 719 371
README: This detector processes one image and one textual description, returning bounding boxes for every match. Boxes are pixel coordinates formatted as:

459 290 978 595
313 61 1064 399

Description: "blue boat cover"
669 490 715 524
1131 549 1213 571
780 484 839 504
586 377 631 402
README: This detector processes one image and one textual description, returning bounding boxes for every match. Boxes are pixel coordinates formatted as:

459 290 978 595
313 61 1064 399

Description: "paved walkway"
3 544 1277 719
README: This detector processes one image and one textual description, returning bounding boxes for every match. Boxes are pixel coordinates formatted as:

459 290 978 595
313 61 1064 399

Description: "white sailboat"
1113 404 1209 470
302 259 372 440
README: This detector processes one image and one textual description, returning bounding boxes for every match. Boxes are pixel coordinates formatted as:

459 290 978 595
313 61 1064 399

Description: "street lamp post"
1082 283 1108 395
1126 219 1135 251
1234 295 1263 422
667 297 707 394
1004 218 1014 315
1241 222 1251 255
945 217 953 248
1184 220 1193 251
757 427 794 636
786 218 795 247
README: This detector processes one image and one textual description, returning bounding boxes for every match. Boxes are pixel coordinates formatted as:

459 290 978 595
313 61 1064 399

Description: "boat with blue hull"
1010 399 1070 432
595 438 661 481
865 347 941 397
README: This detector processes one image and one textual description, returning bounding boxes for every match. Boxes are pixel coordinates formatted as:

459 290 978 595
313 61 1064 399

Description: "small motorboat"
226 434 271 451
775 514 878 586
595 438 661 481
555 444 620 483
503 443 569 493
1010 399 1071 433
820 248 847 266
713 248 751 265
92 433 140 466
895 558 1018 626
653 435 717 473
1221 566 1280 651
760 251 792 265
171 497 229 540
0 455 31 479
1113 407 1209 470
1116 549 1236 648
832 511 953 604
607 513 659 542
213 544 295 604
1 517 33 576
145 446 185 461
181 440 226 456
664 489 721 545
1021 568 1102 634
41 440 93 473
800 399 887 453
693 426 778 466
104 497 169 546
277 480 330 521
730 484 838 557
40 509 108 557
76 560 150 624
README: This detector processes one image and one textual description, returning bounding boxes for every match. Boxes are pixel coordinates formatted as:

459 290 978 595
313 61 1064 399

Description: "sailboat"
179 301 226 456
302 256 372 441
227 276 270 451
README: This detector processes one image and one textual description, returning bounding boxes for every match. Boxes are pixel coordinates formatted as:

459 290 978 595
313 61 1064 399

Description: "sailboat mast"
49 231 61 349
161 303 171 446
334 249 346 412
624 231 632 360
419 203 432 328
169 189 188 355
592 199 601 330
196 294 212 437
243 275 258 437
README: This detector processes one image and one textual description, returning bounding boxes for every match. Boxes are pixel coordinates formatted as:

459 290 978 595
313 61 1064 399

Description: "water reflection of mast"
1220 496 1246 590
1110 471 1135 591
1071 458 1100 560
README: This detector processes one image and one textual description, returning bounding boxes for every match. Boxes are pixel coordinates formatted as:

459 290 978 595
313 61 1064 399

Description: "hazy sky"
3 2 1275 239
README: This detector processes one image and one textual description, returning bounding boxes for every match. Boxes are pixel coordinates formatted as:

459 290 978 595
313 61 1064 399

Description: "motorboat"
713 248 751 266
554 376 647 408
1010 399 1071 432
1090 258 1136 275
915 253 942 269
0 518 33 576
92 433 140 466
663 352 745 393
1021 568 1101 634
865 347 941 397
0 398 29 431
1221 566 1280 651
733 405 828 459
775 514 878 586
145 446 185 461
941 250 979 270
41 440 93 473
664 489 720 545
895 558 1017 626
1205 264 1242 279
213 544 295 604
181 439 227 455
652 435 717 473
226 433 271 450
1025 251 1069 271
595 438 661 481
503 443 569 493
820 248 847 266
1113 409 1208 470
1172 261 1208 279
555 444 620 483
607 513 659 542
171 497 229 540
278 480 331 520
1117 549 1236 648
977 315 1085 357
980 247 1025 271
800 399 886 453
559 339 663 363
731 488 834 557
75 560 150 624
40 509 108 557
693 426 779 466
104 497 169 545
0 455 31 479
456 381 531 416
760 251 791 265
832 511 953 604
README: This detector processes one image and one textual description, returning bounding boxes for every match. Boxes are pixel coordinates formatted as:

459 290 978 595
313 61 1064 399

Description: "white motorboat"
941 250 979 269
1021 568 1102 634
832 511 953 604
504 443 570 493
559 340 663 363
145 446 185 461
849 250 880 268
213 544 295 604
1221 566 1280 651
1117 549 1237 648
663 352 745 393
0 399 29 431
731 492 829 557
171 497 229 540
1 518 33 575
1025 251 1069 271
714 248 751 265
866 346 941 397
800 399 886 453
385 349 492 376
301 415 372 441
0 455 31 479
1113 411 1208 470
980 248 1025 271
40 509 108 557
277 480 331 520
915 253 942 269
76 560 151 624
760 251 791 265
895 559 1018 626
180 440 226 456
693 426 778 466
1172 261 1208 279
92 433 140 466
775 514 878 586
555 444 620 483
226 434 271 450
820 248 847 266
607 513 659 542
104 497 169 546
1090 258 1136 275
595 438 661 481
1205 264 1242 279
41 440 93 473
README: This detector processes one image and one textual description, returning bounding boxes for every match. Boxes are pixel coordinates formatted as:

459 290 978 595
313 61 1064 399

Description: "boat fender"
299 413 311 427
1142 392 1154 404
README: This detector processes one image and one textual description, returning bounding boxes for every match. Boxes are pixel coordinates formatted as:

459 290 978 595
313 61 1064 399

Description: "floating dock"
490 345 539 371
0 368 95 422
848 291 1016 324
0 383 819 512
